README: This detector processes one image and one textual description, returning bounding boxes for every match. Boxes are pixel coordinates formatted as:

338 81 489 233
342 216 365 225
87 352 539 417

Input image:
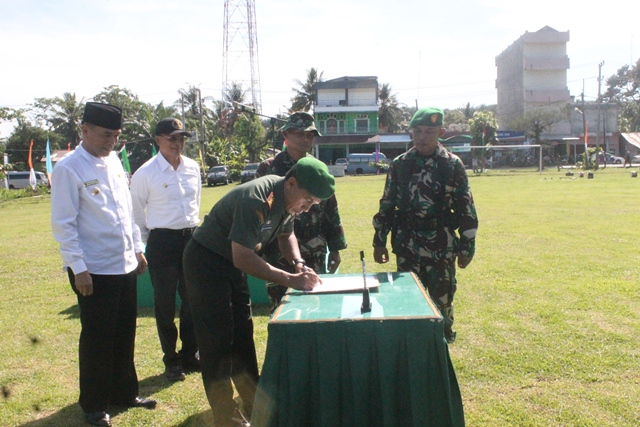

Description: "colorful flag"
585 120 589 158
120 145 131 173
45 138 53 185
28 140 36 190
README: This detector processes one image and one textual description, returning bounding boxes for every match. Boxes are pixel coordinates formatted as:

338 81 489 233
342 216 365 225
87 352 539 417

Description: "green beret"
295 157 335 200
280 111 321 136
409 107 444 129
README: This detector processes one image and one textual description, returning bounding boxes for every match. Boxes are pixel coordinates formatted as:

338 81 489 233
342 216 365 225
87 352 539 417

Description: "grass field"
1 166 639 426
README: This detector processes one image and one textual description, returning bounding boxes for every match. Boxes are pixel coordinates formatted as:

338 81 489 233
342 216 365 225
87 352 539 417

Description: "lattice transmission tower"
222 0 262 113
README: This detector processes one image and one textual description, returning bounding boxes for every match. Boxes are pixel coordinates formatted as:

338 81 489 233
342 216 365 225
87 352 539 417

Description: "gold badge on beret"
430 114 439 124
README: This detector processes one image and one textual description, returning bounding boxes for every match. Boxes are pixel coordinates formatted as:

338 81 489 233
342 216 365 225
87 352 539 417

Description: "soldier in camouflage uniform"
372 107 478 343
256 112 348 311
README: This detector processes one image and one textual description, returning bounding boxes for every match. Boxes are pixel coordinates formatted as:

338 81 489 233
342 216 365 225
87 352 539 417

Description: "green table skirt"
252 317 465 427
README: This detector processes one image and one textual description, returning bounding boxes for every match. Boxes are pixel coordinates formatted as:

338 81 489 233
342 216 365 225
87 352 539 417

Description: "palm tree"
378 83 403 133
290 68 324 113
33 92 84 147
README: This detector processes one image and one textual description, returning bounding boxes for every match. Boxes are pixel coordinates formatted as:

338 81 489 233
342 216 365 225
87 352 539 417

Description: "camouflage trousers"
396 255 458 342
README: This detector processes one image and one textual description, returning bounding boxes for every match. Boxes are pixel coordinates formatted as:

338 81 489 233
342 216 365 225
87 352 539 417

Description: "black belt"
152 227 196 236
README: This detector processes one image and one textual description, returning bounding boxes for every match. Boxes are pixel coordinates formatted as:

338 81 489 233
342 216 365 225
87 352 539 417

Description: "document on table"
305 275 381 294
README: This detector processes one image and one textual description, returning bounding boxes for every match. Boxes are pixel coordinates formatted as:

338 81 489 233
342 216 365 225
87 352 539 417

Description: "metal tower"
222 0 262 113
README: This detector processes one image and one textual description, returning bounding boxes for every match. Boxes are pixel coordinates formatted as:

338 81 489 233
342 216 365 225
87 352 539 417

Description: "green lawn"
1 167 639 426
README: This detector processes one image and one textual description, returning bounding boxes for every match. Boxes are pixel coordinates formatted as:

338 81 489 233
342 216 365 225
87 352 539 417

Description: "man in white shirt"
130 118 201 382
51 102 156 427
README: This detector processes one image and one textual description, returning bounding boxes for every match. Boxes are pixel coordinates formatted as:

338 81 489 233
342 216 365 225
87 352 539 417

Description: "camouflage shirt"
372 144 478 264
256 151 347 273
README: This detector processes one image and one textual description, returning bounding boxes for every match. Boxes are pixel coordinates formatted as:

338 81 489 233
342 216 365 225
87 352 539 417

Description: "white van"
1 171 49 189
345 153 387 175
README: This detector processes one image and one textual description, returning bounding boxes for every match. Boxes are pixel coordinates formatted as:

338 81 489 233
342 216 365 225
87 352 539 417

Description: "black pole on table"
360 250 372 313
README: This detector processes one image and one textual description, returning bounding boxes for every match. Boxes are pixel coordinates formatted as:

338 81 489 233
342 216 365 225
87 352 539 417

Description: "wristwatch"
292 258 306 267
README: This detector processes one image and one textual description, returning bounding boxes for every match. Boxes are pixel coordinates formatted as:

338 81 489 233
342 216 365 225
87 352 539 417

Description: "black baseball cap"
155 118 193 137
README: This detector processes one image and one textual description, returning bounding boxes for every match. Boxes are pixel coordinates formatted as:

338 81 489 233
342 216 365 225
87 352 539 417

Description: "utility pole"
581 86 588 168
196 88 206 173
597 61 605 167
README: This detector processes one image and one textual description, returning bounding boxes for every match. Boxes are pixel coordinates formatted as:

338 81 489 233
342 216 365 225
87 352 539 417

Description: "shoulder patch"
266 191 274 210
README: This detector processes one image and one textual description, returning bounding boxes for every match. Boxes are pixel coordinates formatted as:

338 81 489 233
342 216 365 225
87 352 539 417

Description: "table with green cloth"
251 271 465 427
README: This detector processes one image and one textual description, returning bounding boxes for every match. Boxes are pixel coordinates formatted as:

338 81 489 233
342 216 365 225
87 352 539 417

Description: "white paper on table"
305 275 380 294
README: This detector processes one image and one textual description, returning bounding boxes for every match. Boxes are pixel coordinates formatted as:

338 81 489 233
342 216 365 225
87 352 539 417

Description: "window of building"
355 114 369 133
320 114 345 134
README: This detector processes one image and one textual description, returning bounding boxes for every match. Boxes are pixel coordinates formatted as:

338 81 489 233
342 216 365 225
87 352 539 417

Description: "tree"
32 93 84 148
223 82 247 106
93 85 152 145
468 111 498 173
290 68 323 113
378 83 403 133
444 109 470 132
508 108 566 145
5 122 63 170
603 58 640 132
233 113 266 163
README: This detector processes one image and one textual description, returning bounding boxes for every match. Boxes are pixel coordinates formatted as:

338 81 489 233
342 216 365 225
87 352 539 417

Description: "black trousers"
146 229 197 367
68 269 139 413
183 239 259 427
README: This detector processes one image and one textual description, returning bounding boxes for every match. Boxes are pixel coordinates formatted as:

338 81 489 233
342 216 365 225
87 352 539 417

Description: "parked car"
206 165 232 186
241 163 259 183
596 152 624 164
0 170 49 189
335 158 348 169
345 153 387 175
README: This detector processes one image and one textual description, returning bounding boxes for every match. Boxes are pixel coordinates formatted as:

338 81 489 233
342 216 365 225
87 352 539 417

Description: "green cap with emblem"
280 111 321 136
409 107 444 129
295 157 335 200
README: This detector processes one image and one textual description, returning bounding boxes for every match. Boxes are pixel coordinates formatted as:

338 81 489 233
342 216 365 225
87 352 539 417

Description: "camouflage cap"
409 107 444 129
294 157 335 200
280 111 321 136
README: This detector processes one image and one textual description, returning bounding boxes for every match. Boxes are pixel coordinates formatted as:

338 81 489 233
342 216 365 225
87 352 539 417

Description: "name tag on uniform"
261 220 273 233
84 179 99 187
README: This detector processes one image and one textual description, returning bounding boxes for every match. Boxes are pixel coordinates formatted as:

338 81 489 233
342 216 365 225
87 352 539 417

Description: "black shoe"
165 365 186 381
445 330 457 344
85 411 111 426
123 396 157 409
182 356 201 373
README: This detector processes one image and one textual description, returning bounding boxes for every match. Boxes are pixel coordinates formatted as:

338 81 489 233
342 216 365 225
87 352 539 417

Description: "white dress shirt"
51 143 144 275
130 153 201 244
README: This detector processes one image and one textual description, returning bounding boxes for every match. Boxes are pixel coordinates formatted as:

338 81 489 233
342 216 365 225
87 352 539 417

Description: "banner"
45 138 53 186
28 140 36 190
120 145 131 173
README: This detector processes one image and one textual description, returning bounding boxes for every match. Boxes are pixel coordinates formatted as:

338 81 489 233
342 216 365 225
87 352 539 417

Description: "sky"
1 0 638 138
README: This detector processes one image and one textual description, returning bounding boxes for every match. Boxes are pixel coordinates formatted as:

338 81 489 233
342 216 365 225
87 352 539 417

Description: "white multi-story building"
495 26 620 157
495 26 571 136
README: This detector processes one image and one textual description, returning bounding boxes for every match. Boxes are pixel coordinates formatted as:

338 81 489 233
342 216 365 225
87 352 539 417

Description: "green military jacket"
372 144 478 263
192 175 294 263
256 151 347 273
